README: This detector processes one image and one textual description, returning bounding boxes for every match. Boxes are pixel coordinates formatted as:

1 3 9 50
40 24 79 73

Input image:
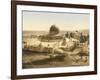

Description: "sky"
22 10 90 31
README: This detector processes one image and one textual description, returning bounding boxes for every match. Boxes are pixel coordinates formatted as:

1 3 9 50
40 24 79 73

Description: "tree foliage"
49 24 59 36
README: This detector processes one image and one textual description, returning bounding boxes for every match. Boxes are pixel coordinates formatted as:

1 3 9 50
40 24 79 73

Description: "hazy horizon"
22 11 90 31
23 29 89 32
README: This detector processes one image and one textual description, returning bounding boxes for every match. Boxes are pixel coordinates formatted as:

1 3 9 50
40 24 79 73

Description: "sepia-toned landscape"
22 11 89 69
